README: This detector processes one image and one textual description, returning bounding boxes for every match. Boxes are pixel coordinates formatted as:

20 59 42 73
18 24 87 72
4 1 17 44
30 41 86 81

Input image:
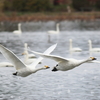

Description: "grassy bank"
0 12 100 22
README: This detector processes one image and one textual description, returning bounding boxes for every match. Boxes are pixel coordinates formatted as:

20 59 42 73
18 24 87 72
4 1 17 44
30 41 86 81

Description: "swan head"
89 57 96 61
44 65 50 69
18 23 21 26
69 39 72 42
22 51 27 55
57 23 59 26
88 40 91 43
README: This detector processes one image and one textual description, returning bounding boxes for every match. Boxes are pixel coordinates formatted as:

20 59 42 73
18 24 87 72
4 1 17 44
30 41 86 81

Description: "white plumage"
0 44 57 77
69 39 82 52
47 23 60 34
22 43 38 65
88 40 100 52
13 23 22 36
29 51 98 72
0 62 13 67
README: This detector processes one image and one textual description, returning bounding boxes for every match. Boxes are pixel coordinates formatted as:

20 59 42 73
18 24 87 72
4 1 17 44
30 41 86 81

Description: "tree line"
0 0 100 12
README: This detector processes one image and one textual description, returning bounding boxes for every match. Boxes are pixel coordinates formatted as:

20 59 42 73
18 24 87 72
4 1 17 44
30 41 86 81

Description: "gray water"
0 21 100 100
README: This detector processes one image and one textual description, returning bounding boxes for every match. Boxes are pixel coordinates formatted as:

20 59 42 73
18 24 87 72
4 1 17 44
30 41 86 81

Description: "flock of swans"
12 23 100 53
0 44 57 77
0 23 100 77
0 42 100 77
69 39 100 54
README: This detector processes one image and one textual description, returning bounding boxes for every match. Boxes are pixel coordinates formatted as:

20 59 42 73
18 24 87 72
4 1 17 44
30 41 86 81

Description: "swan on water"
13 23 22 36
88 40 100 52
47 23 60 34
69 39 82 52
29 50 99 72
23 43 36 59
47 23 60 43
22 43 40 65
0 62 13 67
0 44 57 77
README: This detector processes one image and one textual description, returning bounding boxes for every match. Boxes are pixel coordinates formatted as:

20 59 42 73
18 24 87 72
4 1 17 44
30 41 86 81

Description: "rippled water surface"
0 22 100 100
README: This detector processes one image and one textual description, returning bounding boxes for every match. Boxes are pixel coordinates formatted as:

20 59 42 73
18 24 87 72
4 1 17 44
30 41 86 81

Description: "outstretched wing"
35 54 68 62
0 44 27 70
29 44 57 68
29 47 68 62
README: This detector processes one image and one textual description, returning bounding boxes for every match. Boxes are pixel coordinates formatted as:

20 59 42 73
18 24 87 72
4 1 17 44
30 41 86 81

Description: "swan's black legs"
13 72 18 76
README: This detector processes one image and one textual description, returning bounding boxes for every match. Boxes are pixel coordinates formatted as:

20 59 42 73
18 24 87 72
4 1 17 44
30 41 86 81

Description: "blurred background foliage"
0 0 100 12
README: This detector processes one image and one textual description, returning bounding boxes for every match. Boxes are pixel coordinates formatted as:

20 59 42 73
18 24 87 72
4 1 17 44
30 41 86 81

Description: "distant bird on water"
13 23 22 36
69 39 82 52
88 40 100 52
47 23 60 43
47 23 60 34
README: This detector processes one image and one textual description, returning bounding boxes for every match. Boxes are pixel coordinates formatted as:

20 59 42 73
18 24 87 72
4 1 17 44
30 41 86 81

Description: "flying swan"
28 51 99 72
0 44 57 77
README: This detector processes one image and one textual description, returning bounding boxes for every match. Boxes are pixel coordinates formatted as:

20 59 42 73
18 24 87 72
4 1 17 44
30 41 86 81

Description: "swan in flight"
29 51 99 72
69 39 82 52
13 23 22 36
88 40 100 52
0 62 13 67
47 23 60 34
0 44 57 77
22 43 40 65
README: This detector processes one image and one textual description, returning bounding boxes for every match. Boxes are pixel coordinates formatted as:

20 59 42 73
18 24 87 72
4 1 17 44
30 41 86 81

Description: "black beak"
93 58 97 60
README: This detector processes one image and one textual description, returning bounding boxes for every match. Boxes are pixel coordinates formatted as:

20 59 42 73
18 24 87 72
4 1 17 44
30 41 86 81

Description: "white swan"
13 23 22 36
47 23 60 34
69 39 82 52
22 43 38 65
0 62 13 67
0 44 57 77
22 43 36 59
29 51 98 72
88 40 100 52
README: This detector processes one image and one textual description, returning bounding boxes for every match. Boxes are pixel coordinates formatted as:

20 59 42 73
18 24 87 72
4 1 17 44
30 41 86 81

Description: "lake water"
0 21 100 100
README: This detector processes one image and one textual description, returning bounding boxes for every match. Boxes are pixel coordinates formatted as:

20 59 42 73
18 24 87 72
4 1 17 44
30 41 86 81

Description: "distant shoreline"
0 12 100 22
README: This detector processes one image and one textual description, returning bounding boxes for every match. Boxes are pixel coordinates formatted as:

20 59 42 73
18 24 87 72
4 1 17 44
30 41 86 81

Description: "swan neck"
24 50 29 61
18 24 21 31
56 24 59 32
79 59 91 64
69 40 72 51
24 54 28 61
89 41 92 51
34 67 45 72
24 44 29 59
